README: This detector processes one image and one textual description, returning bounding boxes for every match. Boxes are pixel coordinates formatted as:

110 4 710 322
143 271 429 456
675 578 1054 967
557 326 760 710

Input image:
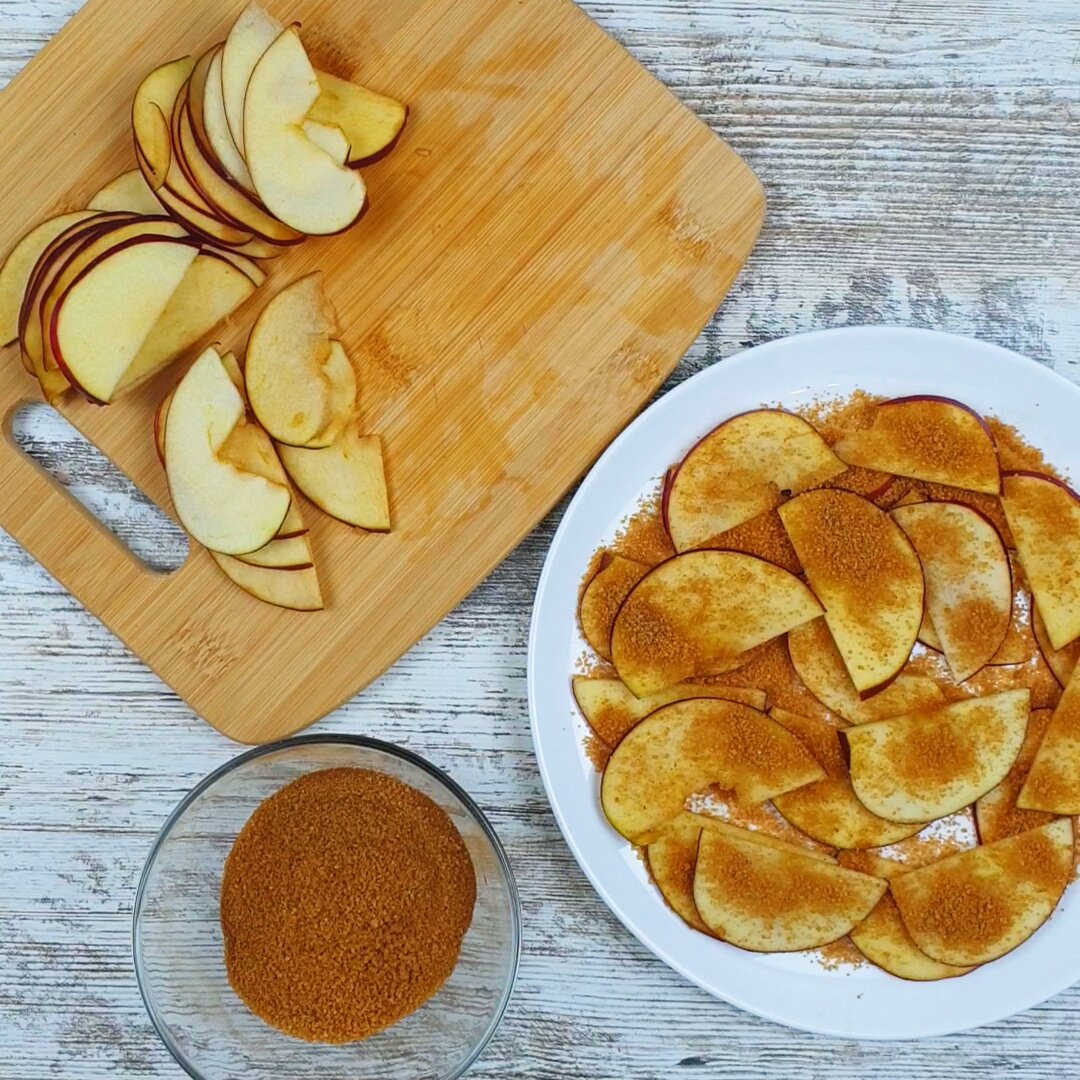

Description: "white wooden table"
2 1 1080 1076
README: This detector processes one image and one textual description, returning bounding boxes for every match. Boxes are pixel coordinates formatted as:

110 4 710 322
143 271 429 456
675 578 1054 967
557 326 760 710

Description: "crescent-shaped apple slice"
579 555 650 661
892 501 1012 681
1033 602 1080 687
610 550 822 698
665 409 845 551
975 708 1054 843
834 396 1000 495
845 690 1029 823
1018 666 1080 815
891 819 1073 966
778 490 924 696
692 826 885 952
647 812 834 935
600 698 824 843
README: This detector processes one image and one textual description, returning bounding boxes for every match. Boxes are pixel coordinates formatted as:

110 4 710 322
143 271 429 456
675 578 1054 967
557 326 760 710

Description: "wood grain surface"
0 0 762 742
2 0 1080 1077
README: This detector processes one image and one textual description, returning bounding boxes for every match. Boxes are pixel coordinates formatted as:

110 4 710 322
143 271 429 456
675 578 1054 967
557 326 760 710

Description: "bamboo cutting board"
0 0 763 743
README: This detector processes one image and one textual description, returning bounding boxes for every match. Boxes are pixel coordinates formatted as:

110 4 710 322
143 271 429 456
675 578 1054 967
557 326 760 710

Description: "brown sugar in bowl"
133 735 520 1080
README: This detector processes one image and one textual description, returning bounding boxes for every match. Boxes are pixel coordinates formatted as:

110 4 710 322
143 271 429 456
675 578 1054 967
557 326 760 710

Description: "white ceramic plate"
528 326 1080 1039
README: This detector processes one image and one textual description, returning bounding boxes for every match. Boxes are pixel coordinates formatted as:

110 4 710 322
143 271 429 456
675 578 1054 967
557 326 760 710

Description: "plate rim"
527 324 1080 1040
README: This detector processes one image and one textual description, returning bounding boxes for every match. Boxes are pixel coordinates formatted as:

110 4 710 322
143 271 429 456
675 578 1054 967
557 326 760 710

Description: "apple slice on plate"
769 706 924 849
221 1 283 158
210 553 323 611
787 617 944 725
277 421 390 531
845 689 1029 823
975 708 1054 843
245 273 354 446
244 27 367 235
892 501 1011 681
610 550 822 697
1033 602 1080 686
1017 665 1080 814
988 562 1035 665
838 852 974 981
0 210 100 346
309 71 408 167
1002 471 1080 651
50 234 199 403
164 348 291 554
779 490 924 696
891 819 1074 966
692 826 885 951
580 555 650 661
571 676 766 749
115 249 262 395
834 396 1000 495
664 409 845 551
600 698 824 843
88 170 164 214
647 812 835 936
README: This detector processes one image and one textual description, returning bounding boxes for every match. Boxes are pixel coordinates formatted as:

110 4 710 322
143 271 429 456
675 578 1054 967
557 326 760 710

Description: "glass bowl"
133 735 520 1080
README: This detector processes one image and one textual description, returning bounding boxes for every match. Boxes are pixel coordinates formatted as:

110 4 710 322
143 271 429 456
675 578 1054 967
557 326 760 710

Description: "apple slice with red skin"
309 71 408 167
221 1 283 158
834 396 1000 495
787 617 944 725
210 553 323 610
88 170 164 214
1002 471 1080 652
579 554 651 661
610 549 823 697
779 489 924 696
163 348 291 555
988 566 1035 665
0 211 100 346
1033 602 1080 687
244 27 367 235
190 45 257 194
277 421 390 531
845 689 1029 823
665 409 846 551
1017 664 1080 814
892 501 1011 681
132 55 193 189
892 819 1074 966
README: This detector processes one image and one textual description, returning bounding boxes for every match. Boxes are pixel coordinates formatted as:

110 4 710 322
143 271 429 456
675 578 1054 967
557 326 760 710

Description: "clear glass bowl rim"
132 732 522 1080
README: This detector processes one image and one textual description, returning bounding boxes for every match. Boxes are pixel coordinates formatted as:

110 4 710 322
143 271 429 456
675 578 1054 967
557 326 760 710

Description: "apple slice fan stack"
582 398 1080 974
0 2 408 610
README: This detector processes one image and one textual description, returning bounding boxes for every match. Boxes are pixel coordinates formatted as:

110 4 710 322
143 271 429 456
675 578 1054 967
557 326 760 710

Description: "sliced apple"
845 690 1028 823
917 612 942 651
838 852 974 981
88 170 164 214
1017 665 1080 814
692 827 885 952
221 1 283 158
580 555 651 661
834 396 1000 495
244 273 354 446
892 819 1073 965
892 501 1011 681
195 46 257 193
163 348 291 554
0 211 102 346
1033 602 1080 686
665 410 845 551
309 71 407 167
610 550 822 698
702 509 801 575
115 250 260 394
975 708 1054 843
301 119 351 165
51 236 199 403
133 56 193 189
647 812 835 936
276 420 389 531
769 706 924 849
235 532 313 569
210 553 323 610
989 562 1035 665
779 489 924 696
787 617 945 725
571 676 767 748
244 27 367 235
1002 472 1080 651
600 698 824 842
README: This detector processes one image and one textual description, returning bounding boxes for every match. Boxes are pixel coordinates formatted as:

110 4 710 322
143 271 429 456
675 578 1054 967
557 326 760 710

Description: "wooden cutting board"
0 0 763 743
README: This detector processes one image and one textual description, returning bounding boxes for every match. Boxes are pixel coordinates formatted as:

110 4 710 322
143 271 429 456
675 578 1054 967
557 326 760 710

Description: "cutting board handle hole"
10 403 189 573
